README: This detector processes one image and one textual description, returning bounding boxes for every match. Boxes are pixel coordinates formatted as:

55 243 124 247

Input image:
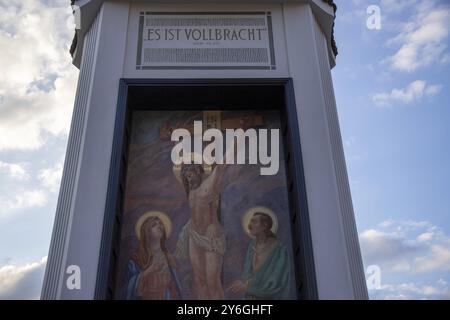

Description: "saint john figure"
230 210 294 299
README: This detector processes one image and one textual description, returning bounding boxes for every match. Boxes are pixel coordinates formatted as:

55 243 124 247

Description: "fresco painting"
114 110 297 300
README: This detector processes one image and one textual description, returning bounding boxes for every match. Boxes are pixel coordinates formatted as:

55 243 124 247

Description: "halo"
242 206 278 238
135 211 172 240
172 152 212 184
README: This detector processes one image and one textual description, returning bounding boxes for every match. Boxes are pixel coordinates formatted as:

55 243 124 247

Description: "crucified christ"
172 111 265 299
175 161 228 299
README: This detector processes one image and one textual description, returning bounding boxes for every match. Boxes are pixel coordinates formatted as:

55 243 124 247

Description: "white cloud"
372 80 442 106
371 279 450 300
380 0 419 14
402 220 435 230
0 256 47 299
415 245 450 273
360 219 450 275
0 161 29 180
0 189 48 218
38 158 64 193
378 219 394 228
336 8 366 25
360 228 420 265
362 220 450 300
0 0 78 151
417 232 433 242
387 3 450 71
391 260 411 273
343 137 356 149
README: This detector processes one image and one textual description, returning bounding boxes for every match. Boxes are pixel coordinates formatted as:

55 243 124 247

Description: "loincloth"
175 219 226 258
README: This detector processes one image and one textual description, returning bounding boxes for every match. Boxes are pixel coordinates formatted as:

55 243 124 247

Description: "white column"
41 1 130 299
283 3 367 299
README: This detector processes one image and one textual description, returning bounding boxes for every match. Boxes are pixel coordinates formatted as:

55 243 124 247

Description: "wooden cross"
159 111 264 140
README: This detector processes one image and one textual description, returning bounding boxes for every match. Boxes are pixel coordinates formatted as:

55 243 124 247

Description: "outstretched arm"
209 141 236 192
210 162 228 193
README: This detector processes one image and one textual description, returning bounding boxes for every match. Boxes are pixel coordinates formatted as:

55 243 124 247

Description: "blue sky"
333 0 450 299
0 0 449 299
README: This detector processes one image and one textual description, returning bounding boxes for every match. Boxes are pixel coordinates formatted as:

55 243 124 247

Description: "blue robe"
123 260 182 300
241 239 294 299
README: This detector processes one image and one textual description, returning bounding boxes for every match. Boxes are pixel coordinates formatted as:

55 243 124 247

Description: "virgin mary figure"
124 211 182 300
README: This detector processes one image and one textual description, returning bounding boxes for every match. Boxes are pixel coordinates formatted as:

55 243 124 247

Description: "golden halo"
242 206 278 238
172 152 212 184
135 211 172 240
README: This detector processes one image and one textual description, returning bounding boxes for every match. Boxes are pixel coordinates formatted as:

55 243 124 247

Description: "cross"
159 111 265 140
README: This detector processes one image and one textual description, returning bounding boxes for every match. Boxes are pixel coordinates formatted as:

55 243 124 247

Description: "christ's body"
178 163 228 299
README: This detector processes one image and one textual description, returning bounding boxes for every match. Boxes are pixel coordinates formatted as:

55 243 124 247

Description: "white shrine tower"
42 0 368 300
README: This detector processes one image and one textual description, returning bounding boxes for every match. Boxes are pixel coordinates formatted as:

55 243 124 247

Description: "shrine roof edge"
69 0 337 69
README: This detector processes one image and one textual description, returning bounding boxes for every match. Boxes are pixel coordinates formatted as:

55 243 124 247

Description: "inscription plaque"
136 12 276 70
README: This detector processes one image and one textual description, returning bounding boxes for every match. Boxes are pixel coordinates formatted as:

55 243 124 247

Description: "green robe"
241 239 294 299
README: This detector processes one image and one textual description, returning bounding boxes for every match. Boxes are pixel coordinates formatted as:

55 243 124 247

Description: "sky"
0 0 449 300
